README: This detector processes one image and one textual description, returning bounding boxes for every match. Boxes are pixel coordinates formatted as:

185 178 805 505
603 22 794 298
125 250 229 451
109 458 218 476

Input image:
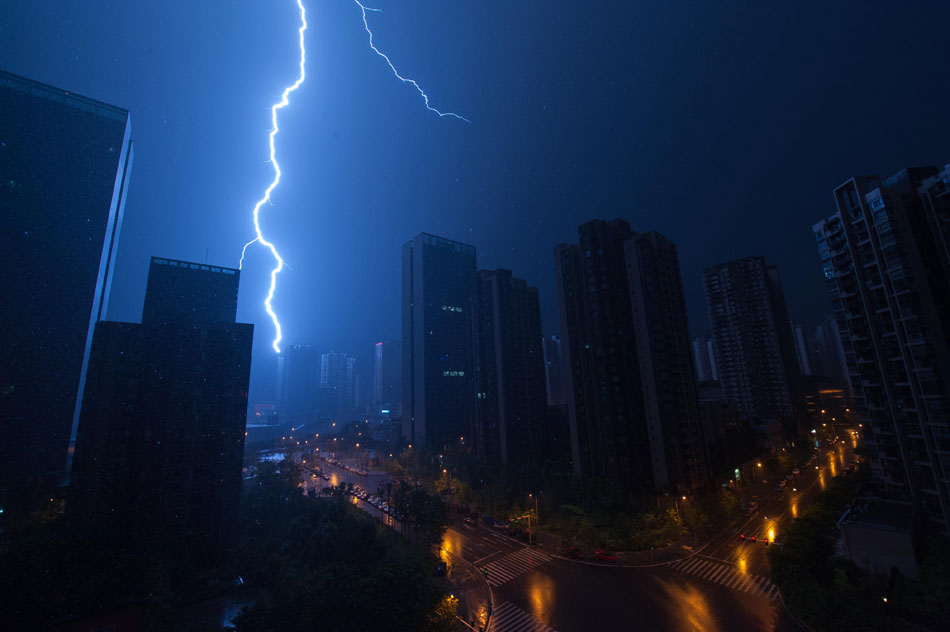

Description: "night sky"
3 1 949 406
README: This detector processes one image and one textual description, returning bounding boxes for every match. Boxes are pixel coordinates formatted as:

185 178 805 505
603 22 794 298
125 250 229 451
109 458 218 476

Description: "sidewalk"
441 548 491 631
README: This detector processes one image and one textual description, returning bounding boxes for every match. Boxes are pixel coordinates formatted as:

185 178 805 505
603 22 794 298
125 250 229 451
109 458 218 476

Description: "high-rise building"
555 219 708 490
68 257 253 557
0 70 133 522
321 350 357 418
813 314 848 384
814 165 950 531
277 344 321 424
472 269 547 463
625 232 710 490
692 335 719 382
402 233 476 450
374 340 402 413
791 323 812 376
556 219 645 487
542 335 565 407
703 257 800 446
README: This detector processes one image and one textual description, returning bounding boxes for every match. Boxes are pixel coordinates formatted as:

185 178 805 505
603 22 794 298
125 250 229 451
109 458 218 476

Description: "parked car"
564 546 584 559
594 550 617 563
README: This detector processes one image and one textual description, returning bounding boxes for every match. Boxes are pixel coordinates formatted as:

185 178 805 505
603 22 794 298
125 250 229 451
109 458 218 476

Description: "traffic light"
740 534 745 540
482 568 489 579
764 539 770 547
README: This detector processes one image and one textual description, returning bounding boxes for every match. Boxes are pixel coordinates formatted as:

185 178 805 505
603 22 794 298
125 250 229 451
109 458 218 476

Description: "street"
281 433 860 632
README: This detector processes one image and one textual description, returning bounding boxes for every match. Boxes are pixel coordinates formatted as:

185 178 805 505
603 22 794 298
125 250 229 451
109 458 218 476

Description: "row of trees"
767 464 923 632
383 446 747 552
231 460 456 632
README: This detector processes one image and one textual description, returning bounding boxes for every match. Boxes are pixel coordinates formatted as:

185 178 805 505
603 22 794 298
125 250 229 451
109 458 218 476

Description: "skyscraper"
321 350 357 418
556 219 645 486
277 344 321 425
402 233 476 450
791 323 813 376
374 340 402 413
542 335 565 407
813 314 848 384
703 257 800 446
555 219 708 490
68 257 253 556
692 335 719 382
0 70 133 522
625 232 710 490
472 269 547 463
814 165 950 531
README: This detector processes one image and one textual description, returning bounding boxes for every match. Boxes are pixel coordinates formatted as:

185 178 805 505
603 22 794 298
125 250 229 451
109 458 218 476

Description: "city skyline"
4 2 950 408
5 2 950 630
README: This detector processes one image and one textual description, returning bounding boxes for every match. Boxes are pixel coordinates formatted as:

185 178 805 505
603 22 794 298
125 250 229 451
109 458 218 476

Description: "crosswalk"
490 601 557 632
480 547 552 587
669 556 779 601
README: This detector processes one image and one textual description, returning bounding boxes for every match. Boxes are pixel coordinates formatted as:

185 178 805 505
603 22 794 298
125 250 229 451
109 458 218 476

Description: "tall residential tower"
814 165 950 531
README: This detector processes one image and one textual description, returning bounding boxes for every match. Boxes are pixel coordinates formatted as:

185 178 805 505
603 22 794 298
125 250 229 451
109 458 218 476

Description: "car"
792 468 800 475
564 546 584 559
594 550 617 563
493 521 510 531
463 516 475 526
775 484 785 492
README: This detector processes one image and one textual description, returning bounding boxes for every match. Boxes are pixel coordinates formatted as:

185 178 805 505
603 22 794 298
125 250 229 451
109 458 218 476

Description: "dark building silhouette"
703 257 800 447
68 257 252 556
542 335 565 407
696 381 754 476
141 257 238 325
556 219 644 487
374 340 401 413
321 350 357 418
402 233 476 450
814 164 950 532
555 219 707 491
0 70 133 523
814 314 849 385
626 232 710 490
472 269 547 463
692 335 718 382
277 344 320 425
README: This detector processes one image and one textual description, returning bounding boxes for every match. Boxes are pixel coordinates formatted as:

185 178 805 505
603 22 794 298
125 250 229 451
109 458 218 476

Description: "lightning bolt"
353 1 469 122
243 0 467 354
240 0 307 353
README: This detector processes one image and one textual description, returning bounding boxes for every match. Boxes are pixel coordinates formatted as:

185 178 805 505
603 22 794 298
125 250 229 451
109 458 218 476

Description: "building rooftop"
0 68 128 122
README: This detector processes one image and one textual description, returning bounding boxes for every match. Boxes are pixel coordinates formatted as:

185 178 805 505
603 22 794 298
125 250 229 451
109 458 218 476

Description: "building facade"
703 257 800 445
277 344 321 424
68 257 252 556
472 269 547 463
555 219 708 491
374 340 402 413
625 232 710 490
814 165 950 531
0 70 133 523
692 335 719 382
321 350 357 418
542 335 565 407
401 233 476 450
